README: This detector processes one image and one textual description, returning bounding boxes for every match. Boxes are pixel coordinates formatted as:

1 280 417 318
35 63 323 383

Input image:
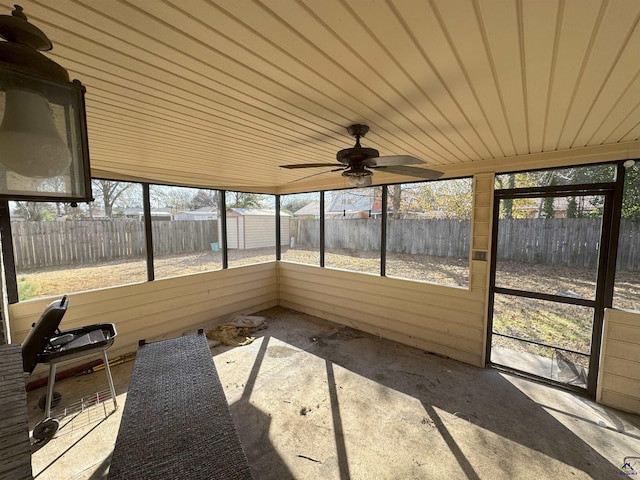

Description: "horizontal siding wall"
278 263 486 366
10 263 277 379
227 217 239 249
597 309 640 414
244 217 290 249
472 174 494 361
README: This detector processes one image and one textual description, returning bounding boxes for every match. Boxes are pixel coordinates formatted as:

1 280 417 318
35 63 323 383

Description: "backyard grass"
491 294 594 364
15 247 639 364
491 260 639 364
15 247 475 301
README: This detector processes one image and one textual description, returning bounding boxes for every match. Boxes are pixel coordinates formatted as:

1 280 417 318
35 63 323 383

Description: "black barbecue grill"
21 295 118 441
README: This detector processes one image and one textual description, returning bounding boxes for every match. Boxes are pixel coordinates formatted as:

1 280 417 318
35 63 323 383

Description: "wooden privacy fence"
11 220 218 270
151 220 218 256
387 219 470 258
292 218 471 258
292 217 640 271
496 217 640 270
10 217 640 271
616 219 640 271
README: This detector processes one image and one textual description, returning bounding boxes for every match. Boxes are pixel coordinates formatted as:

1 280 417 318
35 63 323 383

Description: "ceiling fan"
280 124 443 187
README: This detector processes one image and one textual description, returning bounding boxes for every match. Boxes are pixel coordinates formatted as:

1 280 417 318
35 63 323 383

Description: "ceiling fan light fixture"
348 175 372 187
342 165 372 187
341 166 372 177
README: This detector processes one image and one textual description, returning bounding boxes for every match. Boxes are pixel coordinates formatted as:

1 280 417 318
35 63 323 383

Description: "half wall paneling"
9 263 277 378
278 262 486 366
597 309 640 414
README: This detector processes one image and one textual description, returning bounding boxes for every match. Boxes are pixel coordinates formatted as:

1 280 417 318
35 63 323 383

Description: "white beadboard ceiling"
3 0 639 193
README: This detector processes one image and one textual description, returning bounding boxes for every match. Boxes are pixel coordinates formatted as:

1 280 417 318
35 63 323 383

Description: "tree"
281 194 314 216
622 164 640 219
565 195 604 218
496 174 516 218
60 202 90 220
495 169 608 219
189 189 219 209
539 174 558 218
499 163 639 219
11 201 54 221
541 197 555 218
397 180 472 219
226 192 265 209
390 183 434 217
150 185 194 213
431 179 473 219
388 185 403 218
566 164 613 218
92 180 135 217
567 197 578 218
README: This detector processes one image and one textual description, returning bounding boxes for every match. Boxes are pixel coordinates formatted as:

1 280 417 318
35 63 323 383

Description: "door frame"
486 163 626 397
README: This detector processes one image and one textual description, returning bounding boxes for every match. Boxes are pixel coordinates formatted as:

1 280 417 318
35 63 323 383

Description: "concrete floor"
26 307 640 479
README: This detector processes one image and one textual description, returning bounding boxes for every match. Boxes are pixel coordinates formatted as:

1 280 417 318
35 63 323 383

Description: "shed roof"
228 208 290 217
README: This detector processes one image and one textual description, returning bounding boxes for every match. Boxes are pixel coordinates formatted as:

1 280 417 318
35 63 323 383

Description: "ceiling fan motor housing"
336 146 379 164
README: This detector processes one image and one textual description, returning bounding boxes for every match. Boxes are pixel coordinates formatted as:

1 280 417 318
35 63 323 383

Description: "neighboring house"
123 207 173 221
296 198 416 219
175 207 218 221
326 192 381 218
292 201 329 219
224 208 290 249
515 196 600 218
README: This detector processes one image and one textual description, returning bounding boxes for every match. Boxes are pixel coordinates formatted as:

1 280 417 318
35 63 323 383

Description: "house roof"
123 207 172 216
11 2 640 194
293 201 328 217
176 208 218 218
190 207 217 213
327 193 379 213
228 208 290 217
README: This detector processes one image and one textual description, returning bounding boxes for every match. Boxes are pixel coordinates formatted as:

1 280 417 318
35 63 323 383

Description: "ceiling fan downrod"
337 124 379 164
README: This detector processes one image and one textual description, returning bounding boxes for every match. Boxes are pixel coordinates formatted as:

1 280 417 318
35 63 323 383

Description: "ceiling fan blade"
288 168 345 183
363 155 424 167
280 163 343 169
373 165 443 180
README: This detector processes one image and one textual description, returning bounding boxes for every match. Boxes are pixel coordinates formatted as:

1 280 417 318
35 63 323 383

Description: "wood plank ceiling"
3 0 639 193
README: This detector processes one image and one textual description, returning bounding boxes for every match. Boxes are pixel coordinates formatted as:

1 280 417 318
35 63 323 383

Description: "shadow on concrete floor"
220 307 639 479
28 306 640 479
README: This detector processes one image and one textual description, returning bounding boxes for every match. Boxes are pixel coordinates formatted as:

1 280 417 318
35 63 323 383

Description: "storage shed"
224 208 290 250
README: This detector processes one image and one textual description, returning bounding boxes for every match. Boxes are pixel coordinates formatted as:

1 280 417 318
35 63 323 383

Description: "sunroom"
0 1 639 479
